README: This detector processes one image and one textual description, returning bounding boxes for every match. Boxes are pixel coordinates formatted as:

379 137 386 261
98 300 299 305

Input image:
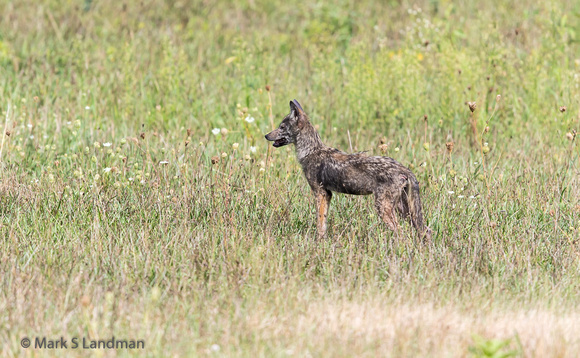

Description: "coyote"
265 100 431 239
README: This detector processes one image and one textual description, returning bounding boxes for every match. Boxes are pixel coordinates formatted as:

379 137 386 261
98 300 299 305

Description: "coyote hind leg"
374 191 399 233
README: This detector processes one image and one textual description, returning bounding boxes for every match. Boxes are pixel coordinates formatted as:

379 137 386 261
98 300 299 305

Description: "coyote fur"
265 100 431 239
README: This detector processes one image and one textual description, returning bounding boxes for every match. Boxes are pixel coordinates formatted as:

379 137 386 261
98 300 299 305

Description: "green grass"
1 0 580 356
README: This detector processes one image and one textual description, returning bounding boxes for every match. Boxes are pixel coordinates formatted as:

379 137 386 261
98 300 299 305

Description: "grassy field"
1 0 580 356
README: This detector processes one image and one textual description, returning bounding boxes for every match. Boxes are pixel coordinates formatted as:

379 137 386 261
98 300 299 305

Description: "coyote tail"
406 178 431 239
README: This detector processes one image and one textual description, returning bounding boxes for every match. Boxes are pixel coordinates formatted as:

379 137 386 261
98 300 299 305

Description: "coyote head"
265 100 306 148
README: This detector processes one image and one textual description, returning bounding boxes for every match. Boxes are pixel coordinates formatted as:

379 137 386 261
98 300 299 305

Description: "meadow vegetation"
1 0 579 356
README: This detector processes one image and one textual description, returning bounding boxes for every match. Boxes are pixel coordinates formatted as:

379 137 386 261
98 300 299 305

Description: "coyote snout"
266 99 431 240
264 129 290 148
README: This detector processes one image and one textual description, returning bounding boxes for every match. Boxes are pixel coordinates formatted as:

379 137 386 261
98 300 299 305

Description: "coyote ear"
289 99 304 116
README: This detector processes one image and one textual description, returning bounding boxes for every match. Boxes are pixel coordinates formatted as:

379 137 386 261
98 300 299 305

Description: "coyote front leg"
314 189 332 239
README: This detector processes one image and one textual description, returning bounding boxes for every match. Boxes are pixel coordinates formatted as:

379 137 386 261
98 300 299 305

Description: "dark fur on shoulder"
265 100 431 239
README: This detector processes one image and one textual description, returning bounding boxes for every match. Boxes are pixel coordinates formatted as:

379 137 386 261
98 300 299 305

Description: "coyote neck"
294 125 324 162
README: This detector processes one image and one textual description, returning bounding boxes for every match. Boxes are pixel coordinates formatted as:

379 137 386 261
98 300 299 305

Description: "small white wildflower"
94 174 101 181
394 147 400 152
85 106 90 110
43 135 48 139
474 162 478 165
27 124 33 128
232 143 239 150
259 167 265 173
128 177 134 181
211 128 220 135
103 167 112 173
221 152 227 158
159 160 169 165
29 135 34 139
448 191 455 194
103 142 112 147
245 115 255 123
67 121 72 125
250 146 257 153
210 344 220 352
457 195 465 198
220 128 228 135
469 195 475 199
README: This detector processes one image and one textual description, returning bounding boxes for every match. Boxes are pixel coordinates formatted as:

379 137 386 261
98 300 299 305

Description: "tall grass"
0 0 579 356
